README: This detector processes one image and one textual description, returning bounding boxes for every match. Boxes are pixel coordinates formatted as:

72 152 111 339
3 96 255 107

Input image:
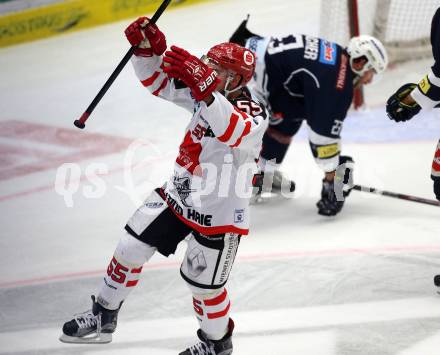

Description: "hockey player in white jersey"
386 7 440 289
59 17 267 354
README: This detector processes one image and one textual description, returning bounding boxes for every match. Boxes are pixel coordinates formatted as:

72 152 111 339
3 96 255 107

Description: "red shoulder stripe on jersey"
233 106 249 119
126 280 139 287
218 113 239 142
141 71 160 87
204 288 227 306
230 121 252 148
152 78 168 96
207 302 230 319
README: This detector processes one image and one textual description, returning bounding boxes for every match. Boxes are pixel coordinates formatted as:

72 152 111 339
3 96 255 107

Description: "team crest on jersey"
319 40 337 65
172 176 194 207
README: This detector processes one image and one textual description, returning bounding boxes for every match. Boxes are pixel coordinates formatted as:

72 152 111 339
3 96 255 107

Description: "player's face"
212 67 231 91
202 55 228 91
203 57 242 94
359 68 375 85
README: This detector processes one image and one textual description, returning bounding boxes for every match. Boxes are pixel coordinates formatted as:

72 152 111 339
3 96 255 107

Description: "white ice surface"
0 0 439 354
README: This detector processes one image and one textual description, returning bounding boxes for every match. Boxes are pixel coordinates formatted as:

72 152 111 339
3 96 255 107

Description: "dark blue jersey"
247 34 355 138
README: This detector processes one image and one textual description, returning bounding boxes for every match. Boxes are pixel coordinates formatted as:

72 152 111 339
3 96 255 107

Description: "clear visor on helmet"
201 55 220 69
200 55 241 96
201 55 235 80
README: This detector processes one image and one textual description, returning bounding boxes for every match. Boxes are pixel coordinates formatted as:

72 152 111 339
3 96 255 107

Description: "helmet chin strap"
223 73 243 98
353 75 361 87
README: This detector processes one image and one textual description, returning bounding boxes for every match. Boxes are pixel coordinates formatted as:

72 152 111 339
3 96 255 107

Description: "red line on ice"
1 245 439 289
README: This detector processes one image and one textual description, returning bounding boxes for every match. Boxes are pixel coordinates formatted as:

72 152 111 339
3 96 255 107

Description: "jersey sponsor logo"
234 209 244 223
163 190 184 216
316 143 339 159
336 54 348 90
218 236 238 284
187 209 213 226
319 40 337 65
145 202 164 208
304 36 319 60
418 75 431 94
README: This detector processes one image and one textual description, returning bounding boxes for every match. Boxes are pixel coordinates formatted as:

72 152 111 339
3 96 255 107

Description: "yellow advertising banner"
0 0 210 47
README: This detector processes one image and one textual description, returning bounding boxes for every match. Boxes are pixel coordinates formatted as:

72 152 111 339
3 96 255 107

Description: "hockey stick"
352 184 440 207
74 0 172 129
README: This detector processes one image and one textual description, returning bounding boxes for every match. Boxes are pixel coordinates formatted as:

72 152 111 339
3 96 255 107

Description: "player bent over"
230 18 388 216
385 7 440 289
59 17 267 354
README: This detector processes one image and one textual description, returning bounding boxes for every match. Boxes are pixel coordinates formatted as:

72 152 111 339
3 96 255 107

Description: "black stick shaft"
74 0 172 129
353 184 440 207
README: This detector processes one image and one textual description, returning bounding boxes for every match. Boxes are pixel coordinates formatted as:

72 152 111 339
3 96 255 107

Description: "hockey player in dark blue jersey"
385 7 440 289
230 18 388 216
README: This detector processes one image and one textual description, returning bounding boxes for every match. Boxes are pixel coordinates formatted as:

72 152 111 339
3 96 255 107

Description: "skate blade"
250 191 294 205
59 332 112 344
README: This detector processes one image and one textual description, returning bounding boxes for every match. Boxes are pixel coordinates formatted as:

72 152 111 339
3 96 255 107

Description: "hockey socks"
98 233 156 310
192 287 231 341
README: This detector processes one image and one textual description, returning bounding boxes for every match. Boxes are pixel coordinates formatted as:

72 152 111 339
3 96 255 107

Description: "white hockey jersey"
131 54 268 235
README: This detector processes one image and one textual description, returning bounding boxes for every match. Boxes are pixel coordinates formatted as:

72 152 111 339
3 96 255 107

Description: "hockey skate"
180 319 234 355
251 170 296 204
59 296 121 344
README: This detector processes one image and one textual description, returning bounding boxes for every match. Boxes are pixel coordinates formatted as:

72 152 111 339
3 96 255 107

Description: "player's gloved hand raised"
125 17 167 57
317 155 354 216
386 83 421 122
163 46 220 101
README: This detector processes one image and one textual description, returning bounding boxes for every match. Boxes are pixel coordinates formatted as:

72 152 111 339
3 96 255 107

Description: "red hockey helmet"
206 42 256 85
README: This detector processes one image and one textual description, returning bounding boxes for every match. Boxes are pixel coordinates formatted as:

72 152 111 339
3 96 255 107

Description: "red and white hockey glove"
124 17 167 57
162 45 220 101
